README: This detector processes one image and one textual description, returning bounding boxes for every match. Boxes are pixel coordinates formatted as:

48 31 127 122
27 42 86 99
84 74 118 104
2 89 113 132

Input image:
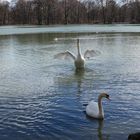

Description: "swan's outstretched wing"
84 49 100 59
54 51 76 61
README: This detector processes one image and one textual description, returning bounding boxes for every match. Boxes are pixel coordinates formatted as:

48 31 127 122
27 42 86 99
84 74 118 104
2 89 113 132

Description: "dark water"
0 25 140 140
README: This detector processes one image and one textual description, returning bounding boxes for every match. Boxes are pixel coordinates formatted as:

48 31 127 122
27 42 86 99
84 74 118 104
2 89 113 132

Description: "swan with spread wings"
54 39 100 70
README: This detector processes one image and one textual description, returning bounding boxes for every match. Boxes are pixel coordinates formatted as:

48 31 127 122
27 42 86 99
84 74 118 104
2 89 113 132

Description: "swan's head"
77 39 79 47
99 93 110 100
105 94 110 100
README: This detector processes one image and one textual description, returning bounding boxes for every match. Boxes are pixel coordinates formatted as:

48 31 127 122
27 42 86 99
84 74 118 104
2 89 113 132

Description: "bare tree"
0 0 140 25
106 0 118 23
0 1 9 25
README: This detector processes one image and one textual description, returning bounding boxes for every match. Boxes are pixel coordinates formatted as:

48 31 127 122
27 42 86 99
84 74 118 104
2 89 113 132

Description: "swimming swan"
54 39 100 70
86 93 110 119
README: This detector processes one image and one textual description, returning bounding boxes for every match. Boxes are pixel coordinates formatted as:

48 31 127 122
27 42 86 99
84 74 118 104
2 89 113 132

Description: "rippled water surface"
0 25 140 140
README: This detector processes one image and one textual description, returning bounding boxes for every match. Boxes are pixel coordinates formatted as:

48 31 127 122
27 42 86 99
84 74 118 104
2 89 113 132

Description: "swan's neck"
98 96 103 118
77 40 81 56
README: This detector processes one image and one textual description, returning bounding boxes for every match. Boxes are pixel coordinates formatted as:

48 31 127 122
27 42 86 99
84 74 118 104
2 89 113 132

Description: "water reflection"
75 69 85 95
54 68 85 90
54 67 96 93
86 115 110 140
97 120 104 140
97 120 109 140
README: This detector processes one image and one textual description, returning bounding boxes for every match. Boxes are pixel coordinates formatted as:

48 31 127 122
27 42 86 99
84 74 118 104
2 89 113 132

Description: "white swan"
86 93 110 119
54 39 100 70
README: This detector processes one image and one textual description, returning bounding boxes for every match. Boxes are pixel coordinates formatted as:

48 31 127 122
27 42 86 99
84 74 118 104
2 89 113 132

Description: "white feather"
85 93 110 119
86 101 104 119
84 49 100 59
54 39 100 70
54 51 76 61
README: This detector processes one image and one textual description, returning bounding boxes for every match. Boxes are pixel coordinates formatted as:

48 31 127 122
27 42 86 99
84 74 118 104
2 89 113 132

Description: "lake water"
0 25 140 140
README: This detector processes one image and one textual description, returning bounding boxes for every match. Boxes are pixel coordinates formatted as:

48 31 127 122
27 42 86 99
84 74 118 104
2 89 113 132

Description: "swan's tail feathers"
83 103 88 107
54 51 76 61
84 49 101 59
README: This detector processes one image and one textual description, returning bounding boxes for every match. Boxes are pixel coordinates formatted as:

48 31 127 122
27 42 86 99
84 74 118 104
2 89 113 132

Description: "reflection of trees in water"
9 33 81 45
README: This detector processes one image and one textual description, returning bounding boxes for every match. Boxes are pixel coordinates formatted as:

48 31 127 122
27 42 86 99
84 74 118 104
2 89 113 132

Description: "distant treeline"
0 0 140 25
